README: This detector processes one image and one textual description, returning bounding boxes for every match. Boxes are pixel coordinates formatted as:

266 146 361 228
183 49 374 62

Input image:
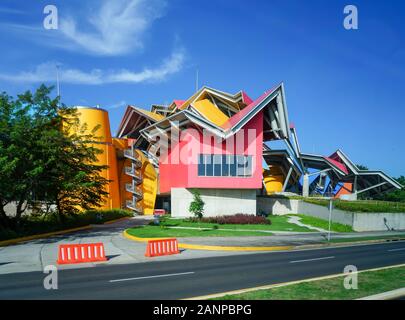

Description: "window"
229 155 237 177
214 155 221 176
198 154 205 176
205 154 213 176
198 154 252 177
221 155 229 176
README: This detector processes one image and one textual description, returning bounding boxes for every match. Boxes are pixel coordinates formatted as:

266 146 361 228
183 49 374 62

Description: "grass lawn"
162 215 312 232
214 266 405 300
293 214 354 232
126 226 274 238
126 215 316 238
303 198 405 213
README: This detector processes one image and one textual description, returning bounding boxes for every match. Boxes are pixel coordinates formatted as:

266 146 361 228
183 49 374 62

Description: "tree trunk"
0 204 10 229
15 197 27 221
56 198 65 224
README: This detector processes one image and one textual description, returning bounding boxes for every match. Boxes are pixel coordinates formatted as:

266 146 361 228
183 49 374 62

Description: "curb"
0 216 132 247
357 287 405 300
185 263 405 300
123 229 405 252
123 230 293 251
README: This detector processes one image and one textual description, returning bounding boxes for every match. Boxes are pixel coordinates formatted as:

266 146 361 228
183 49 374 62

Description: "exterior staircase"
124 146 143 214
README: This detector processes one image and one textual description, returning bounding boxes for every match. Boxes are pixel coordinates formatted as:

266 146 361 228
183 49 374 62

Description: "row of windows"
198 154 253 177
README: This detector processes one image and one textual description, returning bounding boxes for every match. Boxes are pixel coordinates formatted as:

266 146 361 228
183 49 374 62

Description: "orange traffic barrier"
57 243 107 265
145 238 180 257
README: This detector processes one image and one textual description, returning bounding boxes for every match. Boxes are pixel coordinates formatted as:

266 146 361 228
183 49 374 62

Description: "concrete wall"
353 213 405 232
257 196 405 232
171 188 257 217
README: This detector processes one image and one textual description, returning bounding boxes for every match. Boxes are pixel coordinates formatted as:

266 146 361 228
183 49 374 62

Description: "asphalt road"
0 241 404 299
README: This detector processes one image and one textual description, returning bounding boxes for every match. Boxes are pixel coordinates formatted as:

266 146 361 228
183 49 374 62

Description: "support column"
302 173 309 197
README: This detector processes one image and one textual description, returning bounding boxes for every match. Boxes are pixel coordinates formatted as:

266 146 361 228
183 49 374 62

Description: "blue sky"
0 0 404 177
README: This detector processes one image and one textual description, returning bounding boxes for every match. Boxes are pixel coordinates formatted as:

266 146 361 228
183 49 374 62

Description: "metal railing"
126 200 143 213
125 183 143 197
124 149 142 167
124 166 142 181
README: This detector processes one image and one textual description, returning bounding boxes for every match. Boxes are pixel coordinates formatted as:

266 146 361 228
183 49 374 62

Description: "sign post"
328 198 333 242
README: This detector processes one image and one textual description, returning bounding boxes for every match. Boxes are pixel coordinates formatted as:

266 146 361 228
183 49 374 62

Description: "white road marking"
388 248 405 252
109 271 195 283
290 256 335 264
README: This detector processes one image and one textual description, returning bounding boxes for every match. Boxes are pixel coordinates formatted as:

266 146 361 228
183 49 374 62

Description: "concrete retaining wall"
171 188 257 218
257 196 405 232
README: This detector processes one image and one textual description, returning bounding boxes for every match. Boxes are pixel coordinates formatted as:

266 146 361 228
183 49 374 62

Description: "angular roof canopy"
301 149 402 196
117 105 164 138
140 83 290 142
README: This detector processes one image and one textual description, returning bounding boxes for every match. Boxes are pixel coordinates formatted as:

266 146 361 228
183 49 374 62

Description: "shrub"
189 189 205 219
0 209 133 241
186 214 271 225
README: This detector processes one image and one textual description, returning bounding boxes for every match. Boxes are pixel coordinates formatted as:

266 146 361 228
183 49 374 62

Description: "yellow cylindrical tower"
73 106 121 210
263 166 285 194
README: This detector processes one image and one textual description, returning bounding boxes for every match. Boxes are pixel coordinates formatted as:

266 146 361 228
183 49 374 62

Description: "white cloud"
59 0 166 56
108 100 127 109
0 48 185 85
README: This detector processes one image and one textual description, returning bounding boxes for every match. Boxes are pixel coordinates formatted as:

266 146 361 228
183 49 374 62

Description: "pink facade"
159 111 264 194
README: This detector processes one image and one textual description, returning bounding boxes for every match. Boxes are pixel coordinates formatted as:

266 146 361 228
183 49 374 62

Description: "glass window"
214 154 221 176
221 154 229 176
205 154 213 176
198 154 205 176
245 156 252 176
197 154 252 177
229 155 237 176
236 155 246 176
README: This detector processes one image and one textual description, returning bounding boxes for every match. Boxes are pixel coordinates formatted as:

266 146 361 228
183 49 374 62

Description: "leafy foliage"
373 176 405 203
188 189 205 219
0 209 132 241
0 85 109 229
303 198 405 213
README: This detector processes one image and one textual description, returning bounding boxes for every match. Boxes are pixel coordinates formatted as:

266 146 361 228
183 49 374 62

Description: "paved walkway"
287 215 330 232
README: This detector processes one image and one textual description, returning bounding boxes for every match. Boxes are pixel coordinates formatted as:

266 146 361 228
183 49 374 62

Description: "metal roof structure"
138 83 290 142
115 82 401 199
300 149 402 197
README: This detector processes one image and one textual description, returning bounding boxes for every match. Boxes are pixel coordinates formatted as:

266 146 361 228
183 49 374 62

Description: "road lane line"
388 248 405 252
290 256 335 264
109 271 195 283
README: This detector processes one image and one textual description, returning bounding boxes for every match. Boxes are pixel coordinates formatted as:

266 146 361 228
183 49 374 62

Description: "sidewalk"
171 230 405 247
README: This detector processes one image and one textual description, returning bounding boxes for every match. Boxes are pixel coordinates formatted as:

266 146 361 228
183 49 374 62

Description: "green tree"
0 85 109 228
374 176 405 202
189 189 205 219
356 164 369 170
0 91 37 228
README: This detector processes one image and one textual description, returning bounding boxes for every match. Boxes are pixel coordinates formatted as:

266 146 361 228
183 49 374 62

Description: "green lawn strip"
214 266 405 300
303 198 405 213
0 209 133 241
126 225 274 238
293 214 354 232
159 215 313 233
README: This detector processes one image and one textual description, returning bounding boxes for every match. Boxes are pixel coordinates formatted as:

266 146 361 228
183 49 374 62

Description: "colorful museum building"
74 83 402 216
